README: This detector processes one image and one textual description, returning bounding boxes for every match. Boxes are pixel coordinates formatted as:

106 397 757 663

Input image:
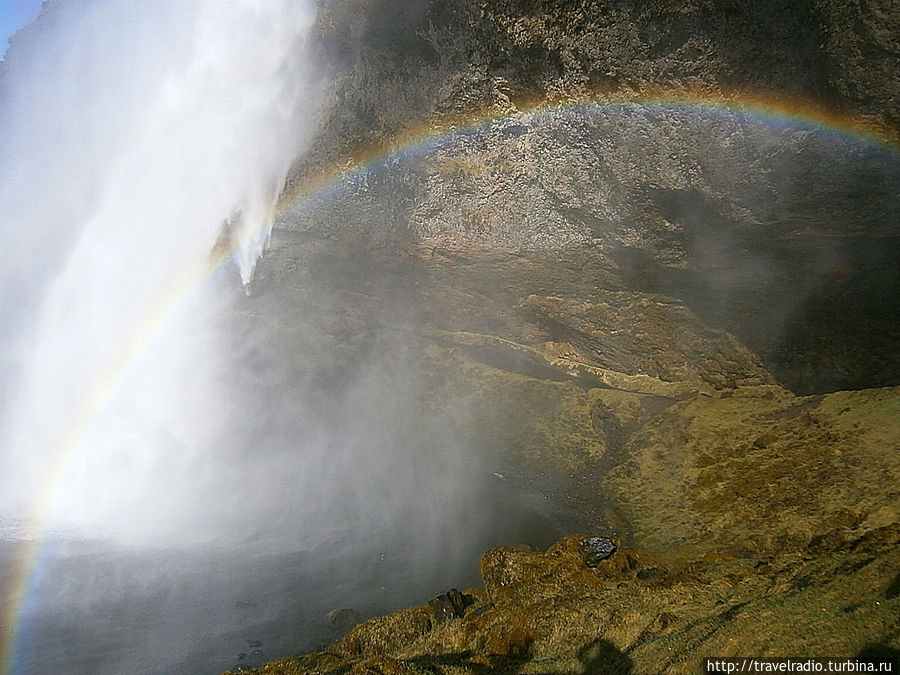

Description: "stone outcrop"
235 527 900 674
305 0 899 149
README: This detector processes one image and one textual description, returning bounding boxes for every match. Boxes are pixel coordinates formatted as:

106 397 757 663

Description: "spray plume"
0 0 318 541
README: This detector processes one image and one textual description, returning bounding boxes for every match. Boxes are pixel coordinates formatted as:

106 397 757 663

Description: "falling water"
0 3 572 672
0 0 318 540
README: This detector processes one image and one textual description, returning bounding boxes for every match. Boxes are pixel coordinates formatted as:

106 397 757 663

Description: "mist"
0 0 321 537
5 1 894 673
0 3 516 672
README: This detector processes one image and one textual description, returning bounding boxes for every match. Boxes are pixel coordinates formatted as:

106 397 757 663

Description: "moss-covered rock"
603 386 900 554
231 527 900 675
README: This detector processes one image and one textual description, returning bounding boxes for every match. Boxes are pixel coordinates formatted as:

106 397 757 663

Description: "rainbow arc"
2 90 897 675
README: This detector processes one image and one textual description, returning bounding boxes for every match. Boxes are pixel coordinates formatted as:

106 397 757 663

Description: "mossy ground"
604 386 900 554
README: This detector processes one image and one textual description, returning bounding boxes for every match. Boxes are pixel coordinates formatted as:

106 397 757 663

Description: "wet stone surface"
323 608 360 633
428 588 475 622
229 641 266 674
579 536 618 567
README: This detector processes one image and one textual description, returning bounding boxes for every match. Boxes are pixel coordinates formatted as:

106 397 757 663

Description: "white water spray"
0 0 318 540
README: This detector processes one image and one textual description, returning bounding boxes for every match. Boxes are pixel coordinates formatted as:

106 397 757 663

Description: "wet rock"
288 0 900 396
248 527 900 675
228 1 900 671
579 536 617 567
427 588 474 621
518 293 775 390
323 608 360 633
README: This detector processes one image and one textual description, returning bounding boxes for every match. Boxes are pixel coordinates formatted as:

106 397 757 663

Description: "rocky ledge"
230 526 899 674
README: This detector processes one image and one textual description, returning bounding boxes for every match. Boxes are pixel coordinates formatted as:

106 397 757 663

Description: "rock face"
237 528 900 674
307 0 899 145
282 119 900 395
227 0 899 672
234 219 900 674
285 0 900 394
248 235 899 554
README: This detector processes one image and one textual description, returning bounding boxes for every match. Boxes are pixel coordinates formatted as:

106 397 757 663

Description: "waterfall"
0 0 318 541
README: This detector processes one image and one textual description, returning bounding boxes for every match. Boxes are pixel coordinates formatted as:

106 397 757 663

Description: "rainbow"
0 252 236 675
1 90 897 674
274 89 898 225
